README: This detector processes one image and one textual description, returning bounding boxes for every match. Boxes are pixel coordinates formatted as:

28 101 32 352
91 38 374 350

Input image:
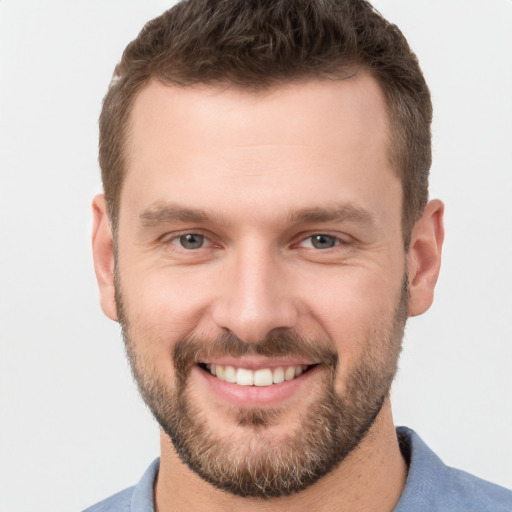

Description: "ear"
92 194 118 321
407 199 445 317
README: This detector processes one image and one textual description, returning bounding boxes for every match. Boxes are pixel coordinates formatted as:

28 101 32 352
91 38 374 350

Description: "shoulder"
441 465 512 511
81 458 160 512
395 427 512 512
82 486 134 512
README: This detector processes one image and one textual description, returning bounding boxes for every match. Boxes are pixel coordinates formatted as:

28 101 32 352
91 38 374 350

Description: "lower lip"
193 364 320 408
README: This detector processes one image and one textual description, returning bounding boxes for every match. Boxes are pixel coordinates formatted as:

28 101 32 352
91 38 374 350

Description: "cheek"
304 270 403 380
306 269 399 332
120 266 214 346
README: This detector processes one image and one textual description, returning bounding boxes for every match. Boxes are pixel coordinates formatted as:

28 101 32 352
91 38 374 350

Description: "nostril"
211 303 299 345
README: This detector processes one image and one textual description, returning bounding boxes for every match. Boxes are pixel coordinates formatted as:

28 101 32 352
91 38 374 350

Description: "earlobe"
407 199 445 317
91 194 118 321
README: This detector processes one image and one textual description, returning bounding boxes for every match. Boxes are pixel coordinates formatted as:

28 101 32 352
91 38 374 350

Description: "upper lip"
196 356 317 370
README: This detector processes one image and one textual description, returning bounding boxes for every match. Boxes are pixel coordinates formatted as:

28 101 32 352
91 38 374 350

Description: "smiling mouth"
198 363 317 387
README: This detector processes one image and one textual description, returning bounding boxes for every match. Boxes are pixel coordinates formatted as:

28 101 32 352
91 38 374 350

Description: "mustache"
173 329 338 378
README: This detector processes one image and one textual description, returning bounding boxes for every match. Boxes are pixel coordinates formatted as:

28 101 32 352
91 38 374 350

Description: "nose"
211 244 299 343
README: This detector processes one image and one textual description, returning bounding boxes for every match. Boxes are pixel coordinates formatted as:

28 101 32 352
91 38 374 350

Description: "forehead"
121 74 398 226
127 73 390 160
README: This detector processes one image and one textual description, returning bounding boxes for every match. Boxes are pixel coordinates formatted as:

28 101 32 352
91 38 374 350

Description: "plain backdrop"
0 1 511 511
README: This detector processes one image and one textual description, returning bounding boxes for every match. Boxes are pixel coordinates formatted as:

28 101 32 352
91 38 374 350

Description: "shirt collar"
130 457 159 511
394 426 450 512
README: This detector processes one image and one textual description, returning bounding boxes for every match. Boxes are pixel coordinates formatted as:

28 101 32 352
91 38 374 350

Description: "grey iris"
311 235 336 249
180 234 204 249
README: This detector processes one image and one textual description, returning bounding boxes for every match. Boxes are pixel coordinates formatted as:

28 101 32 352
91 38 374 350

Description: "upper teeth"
206 364 307 386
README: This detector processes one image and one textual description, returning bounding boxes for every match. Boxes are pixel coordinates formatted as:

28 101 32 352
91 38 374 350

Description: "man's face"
114 74 408 497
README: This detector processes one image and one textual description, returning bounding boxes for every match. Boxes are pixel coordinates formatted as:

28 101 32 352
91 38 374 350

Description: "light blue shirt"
83 427 512 511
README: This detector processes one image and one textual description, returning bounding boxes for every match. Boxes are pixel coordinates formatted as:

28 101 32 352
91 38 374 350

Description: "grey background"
1 1 511 511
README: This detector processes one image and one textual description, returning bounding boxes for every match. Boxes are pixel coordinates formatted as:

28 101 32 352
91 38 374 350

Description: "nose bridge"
212 239 297 343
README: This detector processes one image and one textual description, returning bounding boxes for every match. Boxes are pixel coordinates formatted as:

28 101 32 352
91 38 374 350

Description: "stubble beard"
116 276 409 499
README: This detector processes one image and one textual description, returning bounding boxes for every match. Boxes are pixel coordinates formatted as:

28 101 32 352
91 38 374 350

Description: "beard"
116 275 409 499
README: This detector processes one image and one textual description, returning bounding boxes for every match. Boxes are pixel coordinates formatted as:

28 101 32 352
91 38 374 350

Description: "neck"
154 399 407 512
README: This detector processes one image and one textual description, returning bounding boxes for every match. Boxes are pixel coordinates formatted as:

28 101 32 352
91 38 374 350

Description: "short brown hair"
99 0 432 246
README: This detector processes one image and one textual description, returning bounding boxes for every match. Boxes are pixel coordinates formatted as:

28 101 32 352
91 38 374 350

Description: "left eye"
177 234 206 250
302 234 339 249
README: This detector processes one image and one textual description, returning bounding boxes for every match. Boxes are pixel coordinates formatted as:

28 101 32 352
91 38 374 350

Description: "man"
87 0 511 510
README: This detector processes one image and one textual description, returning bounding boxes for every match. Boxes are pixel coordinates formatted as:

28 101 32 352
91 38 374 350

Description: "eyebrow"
288 205 375 226
138 202 374 228
139 203 213 227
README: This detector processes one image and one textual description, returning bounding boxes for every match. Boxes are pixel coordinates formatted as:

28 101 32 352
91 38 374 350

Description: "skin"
92 73 444 511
